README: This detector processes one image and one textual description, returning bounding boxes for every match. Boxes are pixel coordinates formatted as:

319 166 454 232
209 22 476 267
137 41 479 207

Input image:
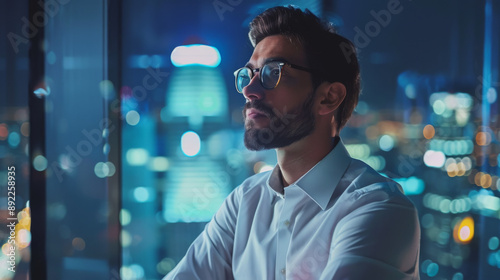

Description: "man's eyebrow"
244 57 291 68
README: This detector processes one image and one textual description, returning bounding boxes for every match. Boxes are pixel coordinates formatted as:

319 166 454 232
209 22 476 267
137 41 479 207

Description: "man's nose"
242 74 265 101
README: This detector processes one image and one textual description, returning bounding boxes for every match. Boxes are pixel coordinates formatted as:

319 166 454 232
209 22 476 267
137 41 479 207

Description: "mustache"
243 101 274 118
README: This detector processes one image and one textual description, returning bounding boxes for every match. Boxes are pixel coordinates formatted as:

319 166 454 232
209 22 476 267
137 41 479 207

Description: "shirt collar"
266 137 351 210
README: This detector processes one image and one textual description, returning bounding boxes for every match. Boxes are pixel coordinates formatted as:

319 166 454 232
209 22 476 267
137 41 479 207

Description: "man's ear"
317 82 346 116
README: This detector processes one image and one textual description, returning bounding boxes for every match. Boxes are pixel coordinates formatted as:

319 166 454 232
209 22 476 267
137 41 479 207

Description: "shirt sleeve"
320 195 421 280
163 187 241 280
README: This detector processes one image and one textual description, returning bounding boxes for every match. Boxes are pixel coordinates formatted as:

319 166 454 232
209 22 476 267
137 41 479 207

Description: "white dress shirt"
164 138 420 280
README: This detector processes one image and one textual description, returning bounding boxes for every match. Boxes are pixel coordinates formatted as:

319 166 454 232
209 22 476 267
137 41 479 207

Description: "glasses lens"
236 68 252 93
261 62 282 89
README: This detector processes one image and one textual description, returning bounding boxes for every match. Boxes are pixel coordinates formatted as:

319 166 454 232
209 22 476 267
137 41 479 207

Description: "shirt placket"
275 189 294 279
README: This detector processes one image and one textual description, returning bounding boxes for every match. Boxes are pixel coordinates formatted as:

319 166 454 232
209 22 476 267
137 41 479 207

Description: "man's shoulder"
342 158 413 206
332 158 419 233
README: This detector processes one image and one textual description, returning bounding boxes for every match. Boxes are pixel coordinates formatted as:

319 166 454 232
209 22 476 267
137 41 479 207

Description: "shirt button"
281 268 286 275
284 220 290 227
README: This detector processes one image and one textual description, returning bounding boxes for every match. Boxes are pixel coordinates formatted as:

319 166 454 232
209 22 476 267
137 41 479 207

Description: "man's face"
242 35 316 151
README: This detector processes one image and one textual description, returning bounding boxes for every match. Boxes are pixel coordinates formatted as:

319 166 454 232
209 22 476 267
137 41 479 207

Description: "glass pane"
38 0 120 279
0 2 30 280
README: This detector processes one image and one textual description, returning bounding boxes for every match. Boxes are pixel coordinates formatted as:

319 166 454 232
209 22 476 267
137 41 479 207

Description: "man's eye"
270 69 280 76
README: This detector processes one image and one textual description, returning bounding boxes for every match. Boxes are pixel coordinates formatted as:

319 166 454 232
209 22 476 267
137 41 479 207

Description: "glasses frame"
233 61 313 93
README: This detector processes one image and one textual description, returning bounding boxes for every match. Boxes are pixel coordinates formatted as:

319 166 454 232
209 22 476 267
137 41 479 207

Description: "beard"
243 93 316 151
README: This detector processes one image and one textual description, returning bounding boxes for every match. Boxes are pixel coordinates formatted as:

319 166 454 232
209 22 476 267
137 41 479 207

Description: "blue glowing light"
8 131 20 147
170 44 221 67
488 236 499 250
426 262 439 277
379 135 395 152
133 187 152 203
452 272 463 280
34 87 50 98
33 155 48 171
394 176 425 195
181 131 201 157
163 169 230 223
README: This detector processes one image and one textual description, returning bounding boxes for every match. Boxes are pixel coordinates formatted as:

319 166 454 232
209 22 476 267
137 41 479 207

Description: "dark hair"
248 6 360 131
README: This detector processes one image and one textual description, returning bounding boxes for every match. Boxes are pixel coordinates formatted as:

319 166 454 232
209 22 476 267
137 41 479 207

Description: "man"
164 6 420 280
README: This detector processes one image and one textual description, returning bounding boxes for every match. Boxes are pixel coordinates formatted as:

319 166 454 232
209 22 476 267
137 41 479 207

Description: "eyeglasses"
233 61 313 93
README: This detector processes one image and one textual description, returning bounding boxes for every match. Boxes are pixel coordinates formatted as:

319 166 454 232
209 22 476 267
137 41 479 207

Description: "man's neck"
275 134 337 187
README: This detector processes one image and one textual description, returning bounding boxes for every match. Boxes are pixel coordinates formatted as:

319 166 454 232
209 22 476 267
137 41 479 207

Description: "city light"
126 148 149 166
94 162 109 178
0 123 8 140
394 176 425 195
120 209 132 226
423 150 446 168
476 131 492 146
33 155 48 171
8 131 20 148
121 230 132 247
428 139 474 156
165 64 228 127
133 187 153 203
180 131 201 157
33 87 50 98
126 110 141 126
423 124 435 139
379 134 395 151
149 157 170 172
170 44 221 67
453 216 474 244
488 236 499 250
345 144 371 159
365 155 386 171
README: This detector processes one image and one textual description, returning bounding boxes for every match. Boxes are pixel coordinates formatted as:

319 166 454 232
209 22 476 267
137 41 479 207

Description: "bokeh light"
99 80 115 100
427 262 439 277
486 87 497 103
488 236 499 250
157 258 176 275
125 110 140 126
180 131 201 157
120 209 132 226
476 131 492 146
133 186 152 203
20 122 29 137
423 124 435 139
8 131 20 148
72 237 86 251
149 157 170 172
355 101 369 114
432 100 446 115
94 162 110 178
480 173 492 188
453 216 474 244
121 230 132 247
379 135 395 152
33 155 48 171
452 272 464 280
126 148 149 166
423 150 445 168
33 87 50 98
0 123 8 140
170 44 221 67
345 144 371 160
